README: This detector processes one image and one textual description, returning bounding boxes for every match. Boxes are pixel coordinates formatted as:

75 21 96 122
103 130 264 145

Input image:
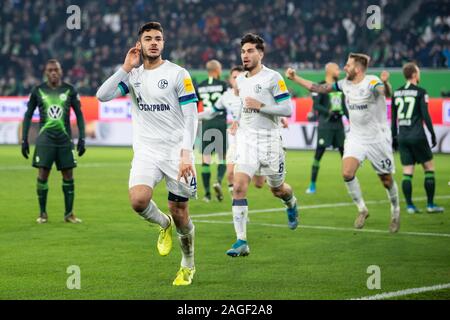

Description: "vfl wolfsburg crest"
48 105 63 120
329 92 343 112
59 93 68 101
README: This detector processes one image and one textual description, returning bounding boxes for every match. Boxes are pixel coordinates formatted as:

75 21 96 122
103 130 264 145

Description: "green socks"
217 163 226 184
402 174 413 206
62 179 75 217
201 164 211 197
311 159 320 183
424 171 435 206
37 178 48 214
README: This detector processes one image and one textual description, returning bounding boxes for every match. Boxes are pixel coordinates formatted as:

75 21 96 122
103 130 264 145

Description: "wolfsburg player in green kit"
391 62 444 214
21 59 86 224
197 60 228 202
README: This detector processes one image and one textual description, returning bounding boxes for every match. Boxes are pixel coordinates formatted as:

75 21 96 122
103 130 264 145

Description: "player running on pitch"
392 62 444 214
197 60 228 202
287 53 400 233
21 59 86 224
96 22 198 285
305 62 347 194
198 65 266 195
226 33 299 257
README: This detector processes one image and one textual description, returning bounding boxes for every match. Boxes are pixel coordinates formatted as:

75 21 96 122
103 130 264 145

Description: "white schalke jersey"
235 65 290 132
215 88 242 120
120 60 197 159
335 75 389 143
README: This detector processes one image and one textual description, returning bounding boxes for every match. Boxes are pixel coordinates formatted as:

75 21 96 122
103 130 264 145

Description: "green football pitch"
0 145 449 300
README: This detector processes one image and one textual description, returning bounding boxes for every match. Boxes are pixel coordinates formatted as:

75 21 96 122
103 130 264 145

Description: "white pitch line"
191 219 450 238
191 195 450 218
351 283 450 300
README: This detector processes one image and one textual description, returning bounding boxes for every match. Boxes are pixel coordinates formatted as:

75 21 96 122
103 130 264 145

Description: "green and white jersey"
392 82 434 141
23 82 84 146
197 77 228 122
312 80 346 130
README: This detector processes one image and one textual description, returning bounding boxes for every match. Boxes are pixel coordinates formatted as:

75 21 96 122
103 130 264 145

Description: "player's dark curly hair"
138 21 163 38
240 33 265 52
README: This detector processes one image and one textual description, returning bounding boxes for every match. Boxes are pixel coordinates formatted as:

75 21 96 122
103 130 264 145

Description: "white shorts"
129 155 197 199
234 130 285 188
343 138 395 175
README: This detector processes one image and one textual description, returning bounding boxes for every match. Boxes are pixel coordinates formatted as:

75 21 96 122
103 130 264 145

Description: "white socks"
232 199 248 241
345 177 366 211
177 219 195 269
140 200 170 228
386 181 400 218
282 195 297 209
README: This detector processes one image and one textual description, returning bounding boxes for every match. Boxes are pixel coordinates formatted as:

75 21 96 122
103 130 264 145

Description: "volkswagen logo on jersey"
254 84 262 94
158 79 168 89
48 105 63 120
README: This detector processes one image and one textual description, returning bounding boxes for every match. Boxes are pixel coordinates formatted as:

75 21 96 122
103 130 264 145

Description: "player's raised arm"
70 88 86 156
375 70 392 98
285 68 334 94
96 47 139 102
21 87 38 159
391 93 399 150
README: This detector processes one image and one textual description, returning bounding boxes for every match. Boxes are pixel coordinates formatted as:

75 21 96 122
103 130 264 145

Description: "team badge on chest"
158 79 168 89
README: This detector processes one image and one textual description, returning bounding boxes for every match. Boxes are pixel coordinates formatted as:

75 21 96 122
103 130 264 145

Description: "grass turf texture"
0 145 449 300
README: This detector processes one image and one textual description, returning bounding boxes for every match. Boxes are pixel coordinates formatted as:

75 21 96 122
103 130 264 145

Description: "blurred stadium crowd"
0 0 449 95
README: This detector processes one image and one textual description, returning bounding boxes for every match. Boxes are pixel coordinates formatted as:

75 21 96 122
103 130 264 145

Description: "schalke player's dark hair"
231 65 245 73
403 62 418 80
240 33 265 52
138 21 164 37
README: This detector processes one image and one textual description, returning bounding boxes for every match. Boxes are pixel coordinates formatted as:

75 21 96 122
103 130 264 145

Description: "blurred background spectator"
0 0 449 95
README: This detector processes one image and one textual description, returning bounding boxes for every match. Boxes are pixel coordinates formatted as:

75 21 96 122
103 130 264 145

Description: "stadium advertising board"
1 96 449 152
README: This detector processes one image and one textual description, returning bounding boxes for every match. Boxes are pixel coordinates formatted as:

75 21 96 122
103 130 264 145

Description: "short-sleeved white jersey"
119 60 198 160
235 65 290 132
334 75 389 143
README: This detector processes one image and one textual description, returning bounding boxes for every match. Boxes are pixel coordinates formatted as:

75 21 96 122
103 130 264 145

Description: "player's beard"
243 61 257 72
346 70 356 81
141 49 161 63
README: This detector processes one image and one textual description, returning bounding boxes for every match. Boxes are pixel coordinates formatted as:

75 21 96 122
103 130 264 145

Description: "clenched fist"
380 70 390 83
285 68 296 80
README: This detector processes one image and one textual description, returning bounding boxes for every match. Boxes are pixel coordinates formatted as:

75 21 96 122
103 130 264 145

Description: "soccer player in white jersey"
96 22 198 285
225 34 299 257
198 65 266 195
286 53 400 233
